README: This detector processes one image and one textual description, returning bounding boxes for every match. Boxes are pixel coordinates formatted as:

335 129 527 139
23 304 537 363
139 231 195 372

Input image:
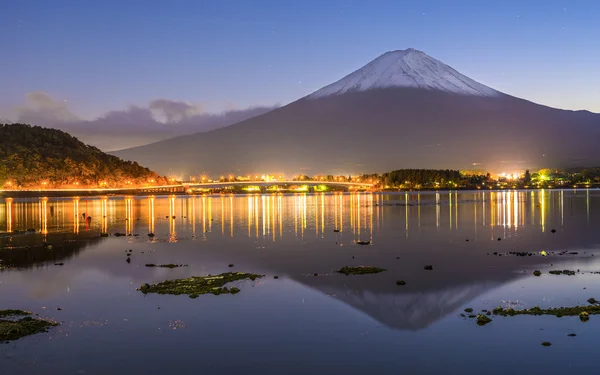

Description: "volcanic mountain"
114 49 600 176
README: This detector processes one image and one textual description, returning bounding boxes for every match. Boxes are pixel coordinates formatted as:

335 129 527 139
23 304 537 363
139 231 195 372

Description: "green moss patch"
138 272 263 297
476 314 492 326
337 266 386 275
492 305 600 319
549 270 576 276
0 316 58 341
0 309 31 318
145 264 188 268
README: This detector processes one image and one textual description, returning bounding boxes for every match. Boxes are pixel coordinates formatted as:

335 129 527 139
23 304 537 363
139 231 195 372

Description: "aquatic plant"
337 266 386 275
492 305 599 320
549 270 576 275
0 310 58 341
138 272 263 297
476 314 492 326
0 310 31 318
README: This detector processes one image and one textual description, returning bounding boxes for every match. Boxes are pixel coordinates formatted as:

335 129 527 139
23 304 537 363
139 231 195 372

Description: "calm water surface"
1 190 600 374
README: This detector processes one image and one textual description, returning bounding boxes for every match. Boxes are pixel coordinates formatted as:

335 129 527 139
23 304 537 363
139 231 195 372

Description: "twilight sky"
1 0 599 124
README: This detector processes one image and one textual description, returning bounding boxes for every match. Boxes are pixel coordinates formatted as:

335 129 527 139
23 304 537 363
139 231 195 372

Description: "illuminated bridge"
0 181 373 197
184 180 372 189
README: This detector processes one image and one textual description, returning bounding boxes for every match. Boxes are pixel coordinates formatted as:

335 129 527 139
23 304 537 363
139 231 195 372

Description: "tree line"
0 123 166 188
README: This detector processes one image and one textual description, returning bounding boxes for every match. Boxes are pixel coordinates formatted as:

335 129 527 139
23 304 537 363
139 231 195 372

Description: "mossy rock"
337 266 386 275
587 298 598 305
476 314 492 326
541 342 552 347
492 305 600 319
0 310 31 318
138 272 263 297
145 264 187 268
0 316 58 341
464 308 473 313
533 270 541 276
396 280 406 286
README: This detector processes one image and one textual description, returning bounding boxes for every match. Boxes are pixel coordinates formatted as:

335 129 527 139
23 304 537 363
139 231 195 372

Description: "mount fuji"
114 49 600 176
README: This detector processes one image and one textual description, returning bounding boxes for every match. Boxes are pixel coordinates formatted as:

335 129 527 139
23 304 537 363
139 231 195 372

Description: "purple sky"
1 0 599 126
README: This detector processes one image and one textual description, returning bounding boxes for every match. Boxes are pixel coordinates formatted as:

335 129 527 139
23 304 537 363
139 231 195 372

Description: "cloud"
15 92 278 151
17 91 80 124
149 99 204 123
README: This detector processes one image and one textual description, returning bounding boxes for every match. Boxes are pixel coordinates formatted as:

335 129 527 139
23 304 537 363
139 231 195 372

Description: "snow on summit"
308 48 500 98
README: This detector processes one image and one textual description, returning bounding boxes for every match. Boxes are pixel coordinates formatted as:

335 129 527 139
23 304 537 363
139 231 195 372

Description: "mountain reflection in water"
1 190 599 333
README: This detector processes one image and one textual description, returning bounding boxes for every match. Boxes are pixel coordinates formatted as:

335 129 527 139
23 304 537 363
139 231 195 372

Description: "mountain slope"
114 50 600 176
0 123 165 187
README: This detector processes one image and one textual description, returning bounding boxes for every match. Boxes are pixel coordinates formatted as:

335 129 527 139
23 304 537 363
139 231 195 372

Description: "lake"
1 190 600 374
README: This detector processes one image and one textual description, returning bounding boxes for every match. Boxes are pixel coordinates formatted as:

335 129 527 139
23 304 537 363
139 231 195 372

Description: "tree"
523 169 531 184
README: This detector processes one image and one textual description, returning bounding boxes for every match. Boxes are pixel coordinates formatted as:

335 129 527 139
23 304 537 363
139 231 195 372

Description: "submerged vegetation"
138 272 263 297
145 264 188 268
476 314 492 326
0 310 58 341
0 309 31 318
337 266 386 275
492 305 600 319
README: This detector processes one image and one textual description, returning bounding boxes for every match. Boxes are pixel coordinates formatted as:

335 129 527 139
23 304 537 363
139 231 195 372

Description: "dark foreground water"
1 190 600 375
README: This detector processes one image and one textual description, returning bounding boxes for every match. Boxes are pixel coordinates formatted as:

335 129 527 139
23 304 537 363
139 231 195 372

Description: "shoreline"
0 186 597 199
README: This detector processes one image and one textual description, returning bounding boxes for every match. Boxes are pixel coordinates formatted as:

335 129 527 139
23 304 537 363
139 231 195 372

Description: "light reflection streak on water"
248 196 252 238
435 192 440 230
448 191 452 230
201 196 206 235
169 196 176 242
191 196 196 237
587 189 590 223
230 195 234 238
103 197 109 234
541 189 546 233
1 191 598 242
74 198 79 234
455 191 459 230
41 197 48 237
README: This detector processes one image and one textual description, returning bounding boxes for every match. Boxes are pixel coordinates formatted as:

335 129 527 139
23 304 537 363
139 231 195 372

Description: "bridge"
0 180 373 197
184 180 371 189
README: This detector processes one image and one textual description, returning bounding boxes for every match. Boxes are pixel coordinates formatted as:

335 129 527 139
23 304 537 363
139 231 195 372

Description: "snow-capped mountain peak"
308 48 500 98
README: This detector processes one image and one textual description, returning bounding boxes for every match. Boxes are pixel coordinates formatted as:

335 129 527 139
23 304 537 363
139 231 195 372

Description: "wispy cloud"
14 92 278 151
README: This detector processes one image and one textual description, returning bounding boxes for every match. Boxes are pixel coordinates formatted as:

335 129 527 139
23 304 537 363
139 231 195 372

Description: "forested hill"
0 124 166 188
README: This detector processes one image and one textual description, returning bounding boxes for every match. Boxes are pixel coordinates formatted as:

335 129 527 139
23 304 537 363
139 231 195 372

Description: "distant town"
3 168 599 194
